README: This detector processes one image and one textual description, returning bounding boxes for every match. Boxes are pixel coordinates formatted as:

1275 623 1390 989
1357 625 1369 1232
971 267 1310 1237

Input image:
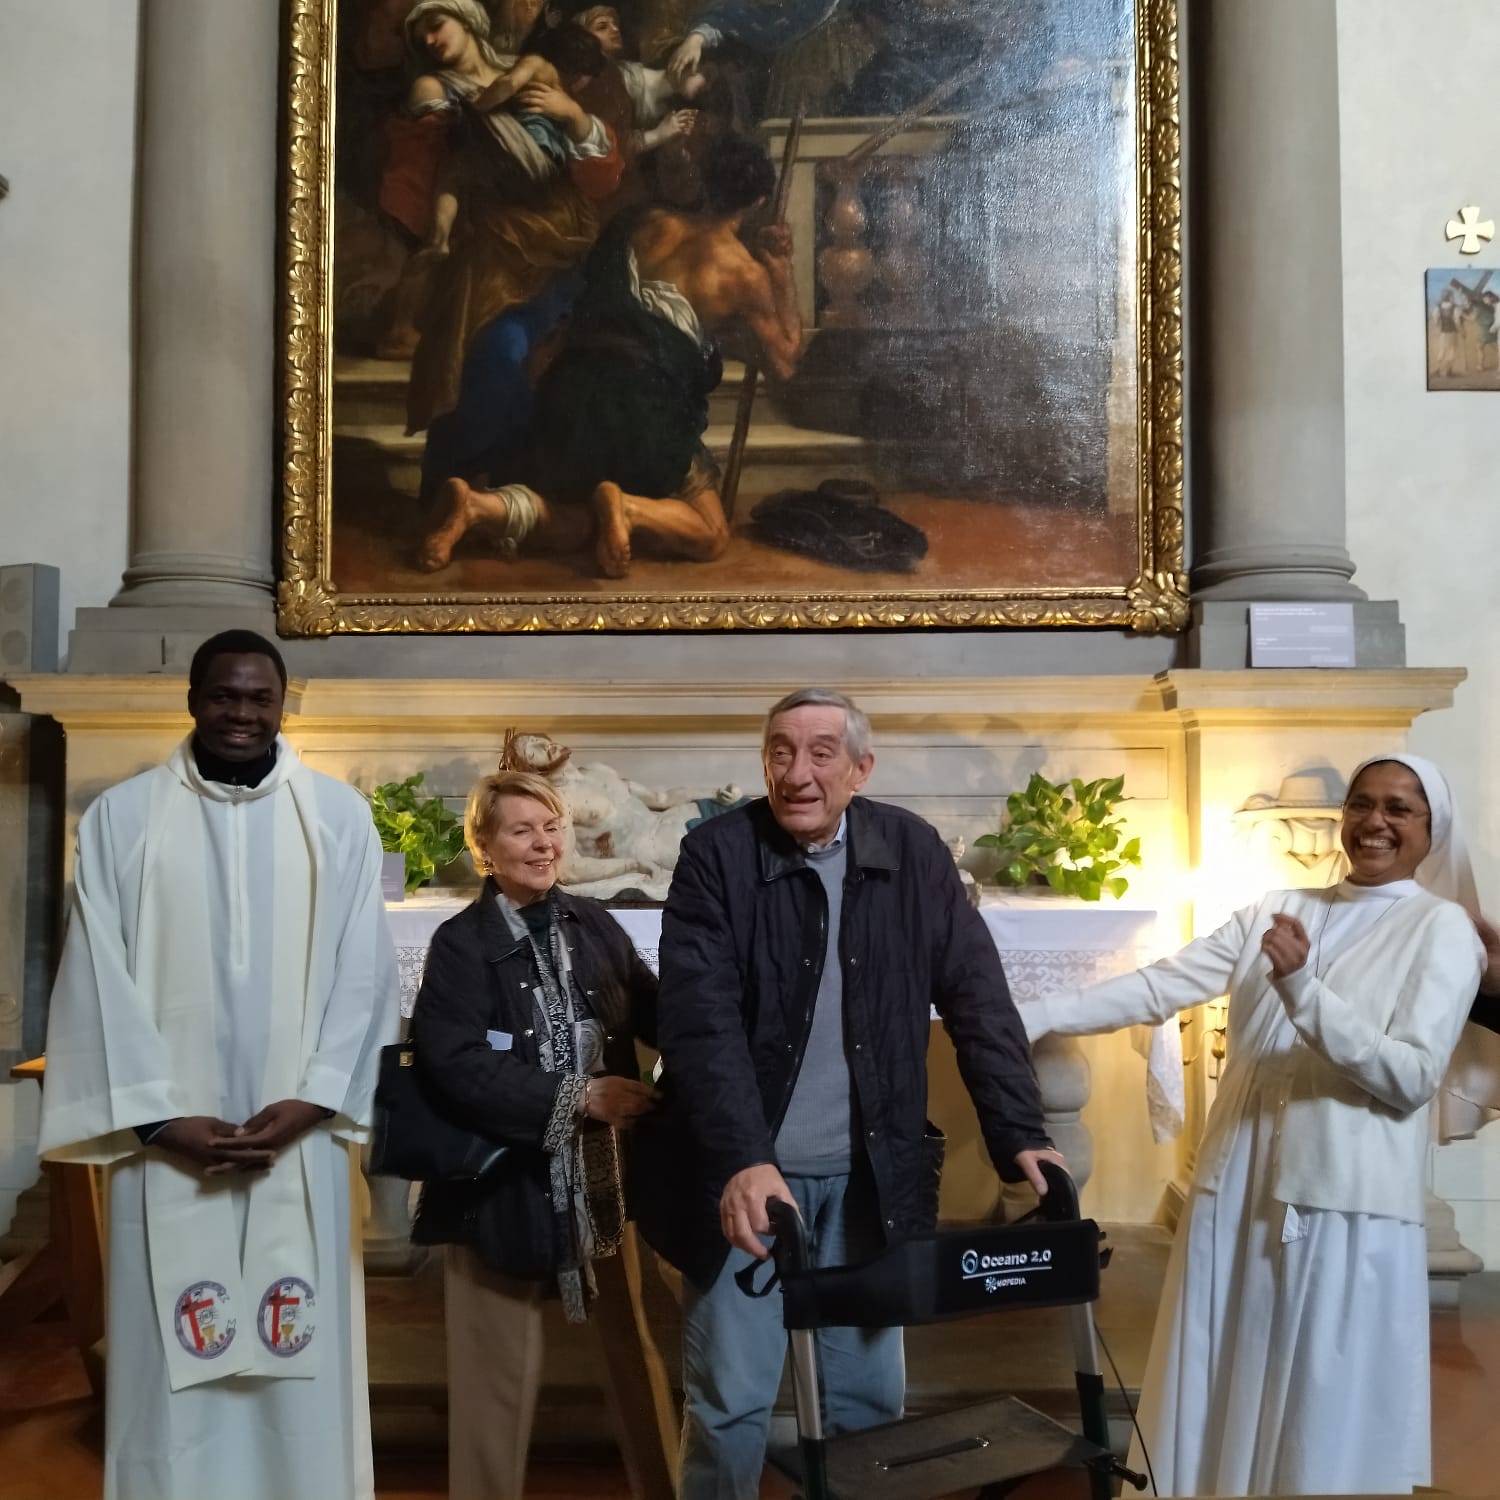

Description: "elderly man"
39 629 398 1500
636 686 1061 1499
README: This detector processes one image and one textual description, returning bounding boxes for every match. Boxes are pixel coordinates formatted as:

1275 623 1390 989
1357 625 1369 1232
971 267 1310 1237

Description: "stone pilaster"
69 0 278 672
1187 0 1402 665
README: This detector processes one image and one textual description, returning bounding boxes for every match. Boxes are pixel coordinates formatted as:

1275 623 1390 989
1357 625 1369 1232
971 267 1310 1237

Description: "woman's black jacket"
409 881 657 1279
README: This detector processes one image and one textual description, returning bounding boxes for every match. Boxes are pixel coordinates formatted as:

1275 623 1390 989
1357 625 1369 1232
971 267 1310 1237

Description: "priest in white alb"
39 630 399 1500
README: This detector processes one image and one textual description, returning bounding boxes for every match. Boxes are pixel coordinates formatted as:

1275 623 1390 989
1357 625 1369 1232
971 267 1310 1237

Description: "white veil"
1344 753 1498 1139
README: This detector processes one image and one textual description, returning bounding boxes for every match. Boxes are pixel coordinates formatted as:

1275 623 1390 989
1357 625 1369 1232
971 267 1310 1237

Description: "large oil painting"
279 0 1184 634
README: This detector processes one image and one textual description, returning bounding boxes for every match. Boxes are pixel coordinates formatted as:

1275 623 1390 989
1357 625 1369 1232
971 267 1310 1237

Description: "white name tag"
486 1030 514 1052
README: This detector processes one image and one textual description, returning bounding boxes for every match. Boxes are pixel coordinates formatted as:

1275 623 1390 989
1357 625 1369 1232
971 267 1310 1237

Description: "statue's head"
500 727 573 776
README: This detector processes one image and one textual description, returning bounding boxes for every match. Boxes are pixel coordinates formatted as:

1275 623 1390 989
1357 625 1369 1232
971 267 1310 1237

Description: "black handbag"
412 1151 559 1279
368 1037 509 1182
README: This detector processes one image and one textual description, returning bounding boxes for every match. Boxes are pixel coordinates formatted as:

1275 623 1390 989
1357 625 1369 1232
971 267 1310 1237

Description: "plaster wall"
0 0 136 648
1337 0 1500 1264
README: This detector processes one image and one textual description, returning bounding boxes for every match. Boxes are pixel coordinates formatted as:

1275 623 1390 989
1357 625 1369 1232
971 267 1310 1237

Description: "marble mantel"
12 668 1466 734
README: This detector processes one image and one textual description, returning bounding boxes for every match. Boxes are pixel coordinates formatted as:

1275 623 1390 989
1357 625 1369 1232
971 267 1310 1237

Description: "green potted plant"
367 773 466 894
974 772 1142 901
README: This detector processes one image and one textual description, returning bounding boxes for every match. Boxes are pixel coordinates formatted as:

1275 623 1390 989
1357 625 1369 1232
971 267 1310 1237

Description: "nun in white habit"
1025 753 1486 1496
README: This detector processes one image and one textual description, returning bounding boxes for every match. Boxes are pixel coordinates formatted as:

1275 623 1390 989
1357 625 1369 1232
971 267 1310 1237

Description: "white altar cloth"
384 891 1179 1135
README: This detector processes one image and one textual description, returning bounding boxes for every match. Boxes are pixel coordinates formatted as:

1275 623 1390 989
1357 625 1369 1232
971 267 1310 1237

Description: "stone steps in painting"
332 356 883 497
333 355 750 428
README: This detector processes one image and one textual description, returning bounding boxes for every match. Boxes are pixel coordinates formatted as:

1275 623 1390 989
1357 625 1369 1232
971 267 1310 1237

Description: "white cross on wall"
1446 205 1495 255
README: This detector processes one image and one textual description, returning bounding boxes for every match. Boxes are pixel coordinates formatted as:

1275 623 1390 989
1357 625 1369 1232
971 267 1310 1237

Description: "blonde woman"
411 770 662 1499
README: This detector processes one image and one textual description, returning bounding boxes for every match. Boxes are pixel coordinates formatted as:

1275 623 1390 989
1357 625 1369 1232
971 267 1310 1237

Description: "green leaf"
365 776 465 892
984 769 1140 900
1105 876 1130 899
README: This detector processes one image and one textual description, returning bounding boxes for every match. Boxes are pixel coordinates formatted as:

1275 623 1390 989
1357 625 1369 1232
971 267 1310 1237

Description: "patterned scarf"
500 892 625 1322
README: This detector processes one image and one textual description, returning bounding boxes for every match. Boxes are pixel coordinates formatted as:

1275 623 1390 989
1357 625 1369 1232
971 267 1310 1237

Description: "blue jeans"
678 1173 906 1500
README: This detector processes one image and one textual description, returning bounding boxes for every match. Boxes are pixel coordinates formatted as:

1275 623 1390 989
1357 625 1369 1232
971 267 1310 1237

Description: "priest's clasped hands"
154 1099 330 1176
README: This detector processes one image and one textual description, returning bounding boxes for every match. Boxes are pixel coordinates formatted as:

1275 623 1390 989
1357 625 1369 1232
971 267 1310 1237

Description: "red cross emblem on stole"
257 1276 316 1356
173 1281 236 1358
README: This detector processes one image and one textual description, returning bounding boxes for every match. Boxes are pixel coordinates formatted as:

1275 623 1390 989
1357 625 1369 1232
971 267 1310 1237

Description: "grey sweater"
774 840 853 1175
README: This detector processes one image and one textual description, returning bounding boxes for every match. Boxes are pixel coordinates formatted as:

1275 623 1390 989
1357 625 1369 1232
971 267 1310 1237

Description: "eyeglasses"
1342 796 1429 825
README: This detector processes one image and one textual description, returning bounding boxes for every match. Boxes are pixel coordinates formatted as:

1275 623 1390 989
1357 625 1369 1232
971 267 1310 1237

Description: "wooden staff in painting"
842 53 992 170
721 101 805 525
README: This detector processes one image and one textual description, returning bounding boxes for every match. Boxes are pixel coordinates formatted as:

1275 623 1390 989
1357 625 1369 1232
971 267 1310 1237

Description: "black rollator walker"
743 1162 1149 1500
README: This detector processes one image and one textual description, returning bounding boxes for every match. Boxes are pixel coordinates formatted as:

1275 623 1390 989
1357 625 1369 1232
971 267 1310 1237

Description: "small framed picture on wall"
1426 268 1499 391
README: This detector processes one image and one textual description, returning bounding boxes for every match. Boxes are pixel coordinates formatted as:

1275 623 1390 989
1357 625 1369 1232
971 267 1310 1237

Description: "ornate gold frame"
278 0 1184 635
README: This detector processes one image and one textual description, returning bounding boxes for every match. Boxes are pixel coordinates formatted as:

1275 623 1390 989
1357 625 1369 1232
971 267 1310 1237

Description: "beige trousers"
445 1246 546 1500
444 1230 678 1500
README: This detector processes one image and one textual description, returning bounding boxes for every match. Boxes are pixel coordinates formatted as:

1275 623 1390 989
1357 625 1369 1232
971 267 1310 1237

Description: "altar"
386 893 1160 1012
12 665 1469 1238
386 890 1164 1213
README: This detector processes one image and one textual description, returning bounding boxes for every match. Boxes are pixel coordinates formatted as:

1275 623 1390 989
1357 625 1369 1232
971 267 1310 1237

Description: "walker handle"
766 1195 810 1275
1020 1159 1083 1224
731 1194 808 1299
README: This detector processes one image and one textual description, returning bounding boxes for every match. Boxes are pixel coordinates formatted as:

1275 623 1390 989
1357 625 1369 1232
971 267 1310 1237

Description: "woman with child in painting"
1027 754 1493 1496
395 0 720 510
397 0 622 490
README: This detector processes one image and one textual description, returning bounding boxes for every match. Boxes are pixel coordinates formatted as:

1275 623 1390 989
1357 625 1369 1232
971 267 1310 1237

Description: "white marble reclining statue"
500 729 745 901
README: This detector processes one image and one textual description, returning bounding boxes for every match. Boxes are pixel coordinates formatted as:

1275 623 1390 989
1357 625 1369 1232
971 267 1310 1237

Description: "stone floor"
3 1231 1497 1499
